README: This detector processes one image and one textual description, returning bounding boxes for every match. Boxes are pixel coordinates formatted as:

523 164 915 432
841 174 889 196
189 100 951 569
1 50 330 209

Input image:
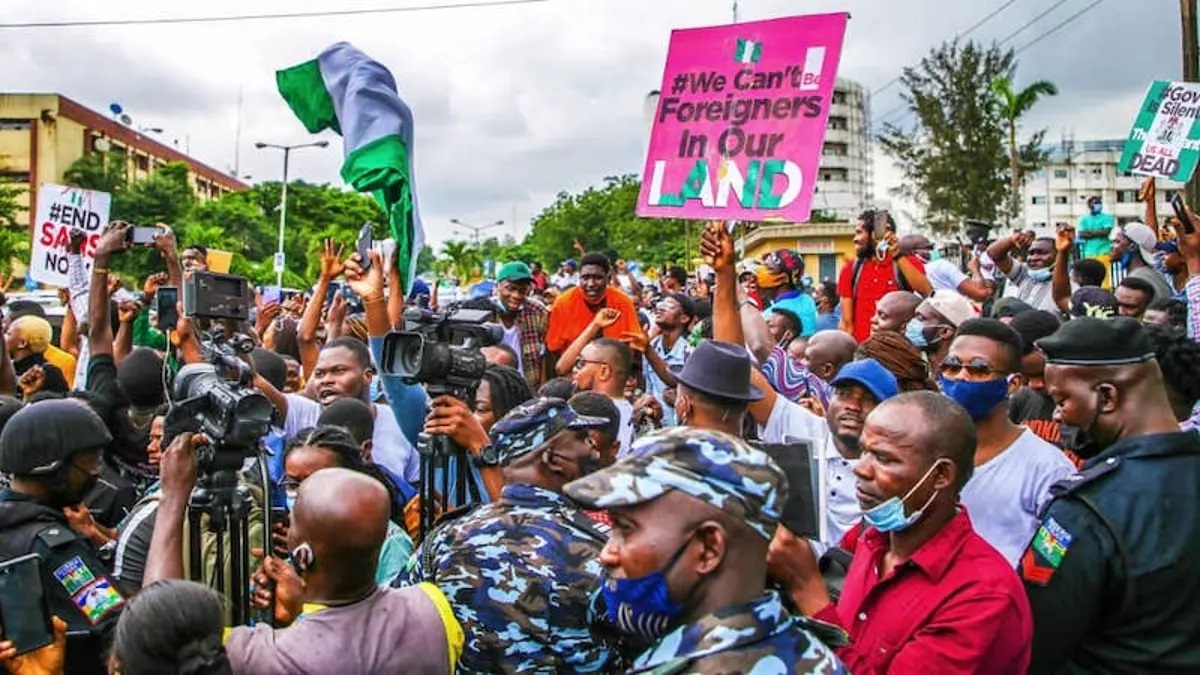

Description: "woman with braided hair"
283 425 415 584
110 579 229 674
855 329 938 392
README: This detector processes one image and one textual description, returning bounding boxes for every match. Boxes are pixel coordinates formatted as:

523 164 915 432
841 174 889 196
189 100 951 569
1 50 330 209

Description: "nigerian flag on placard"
275 42 423 292
735 38 762 64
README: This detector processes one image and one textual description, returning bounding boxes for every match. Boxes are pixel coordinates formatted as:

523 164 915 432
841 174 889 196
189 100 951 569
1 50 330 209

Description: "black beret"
1035 317 1154 366
0 399 112 475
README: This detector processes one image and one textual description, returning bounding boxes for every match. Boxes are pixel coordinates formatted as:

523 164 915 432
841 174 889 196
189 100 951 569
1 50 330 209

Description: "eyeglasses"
939 357 1001 379
573 357 607 371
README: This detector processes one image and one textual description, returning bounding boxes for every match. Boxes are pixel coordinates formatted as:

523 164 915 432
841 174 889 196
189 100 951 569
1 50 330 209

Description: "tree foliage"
0 180 29 275
880 40 1039 235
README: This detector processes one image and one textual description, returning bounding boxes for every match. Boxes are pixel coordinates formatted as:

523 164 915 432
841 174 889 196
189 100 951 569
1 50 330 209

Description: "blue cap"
831 358 900 403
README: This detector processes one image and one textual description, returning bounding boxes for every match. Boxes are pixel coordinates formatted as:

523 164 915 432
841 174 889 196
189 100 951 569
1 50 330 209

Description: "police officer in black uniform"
1020 318 1200 673
0 399 125 674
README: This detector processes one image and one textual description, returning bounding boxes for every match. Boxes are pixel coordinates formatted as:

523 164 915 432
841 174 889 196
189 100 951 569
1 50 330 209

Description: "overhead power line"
0 0 547 29
996 0 1073 45
873 0 1108 129
870 0 1025 97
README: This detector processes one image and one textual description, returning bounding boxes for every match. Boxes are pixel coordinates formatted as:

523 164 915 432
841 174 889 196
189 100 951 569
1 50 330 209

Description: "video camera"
164 328 273 472
183 270 253 322
379 306 503 399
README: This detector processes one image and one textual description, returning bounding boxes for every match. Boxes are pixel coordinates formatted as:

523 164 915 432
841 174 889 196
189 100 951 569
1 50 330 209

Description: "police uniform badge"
53 556 124 625
1020 516 1074 586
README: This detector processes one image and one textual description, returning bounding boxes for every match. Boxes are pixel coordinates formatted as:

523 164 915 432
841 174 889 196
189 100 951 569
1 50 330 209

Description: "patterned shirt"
1187 275 1200 341
402 483 618 674
762 345 832 410
629 591 845 674
644 333 690 427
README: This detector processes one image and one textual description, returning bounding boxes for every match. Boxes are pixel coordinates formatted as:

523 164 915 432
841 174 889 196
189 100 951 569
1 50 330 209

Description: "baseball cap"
925 289 976 328
496 261 533 283
563 427 785 540
1069 287 1118 319
481 397 608 466
1111 221 1157 265
830 358 900 404
756 267 788 289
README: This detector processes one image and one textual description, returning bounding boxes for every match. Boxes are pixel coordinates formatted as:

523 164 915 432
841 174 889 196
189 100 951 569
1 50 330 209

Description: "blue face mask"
939 376 1010 420
1029 267 1052 283
1090 203 1103 216
905 318 929 349
862 459 948 533
599 534 693 639
285 488 298 513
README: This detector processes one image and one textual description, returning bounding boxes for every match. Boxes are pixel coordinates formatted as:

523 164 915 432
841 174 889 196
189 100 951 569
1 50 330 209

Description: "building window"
135 154 150 171
832 90 847 105
819 168 848 182
0 171 30 182
1031 196 1046 205
1053 196 1069 205
1053 169 1068 179
827 116 848 130
1115 190 1138 203
1091 166 1103 177
822 142 848 156
0 120 31 131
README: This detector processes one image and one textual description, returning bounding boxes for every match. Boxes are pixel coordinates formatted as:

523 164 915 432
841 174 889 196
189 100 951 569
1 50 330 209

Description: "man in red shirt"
767 390 1032 674
838 211 931 343
546 252 642 357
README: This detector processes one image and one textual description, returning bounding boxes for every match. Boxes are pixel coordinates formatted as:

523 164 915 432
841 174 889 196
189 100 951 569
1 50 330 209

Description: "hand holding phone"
126 226 162 247
1171 193 1195 235
357 223 374 272
0 554 54 656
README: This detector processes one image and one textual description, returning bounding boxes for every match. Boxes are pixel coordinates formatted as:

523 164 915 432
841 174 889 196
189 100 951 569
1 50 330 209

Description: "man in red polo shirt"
838 211 931 343
767 390 1032 674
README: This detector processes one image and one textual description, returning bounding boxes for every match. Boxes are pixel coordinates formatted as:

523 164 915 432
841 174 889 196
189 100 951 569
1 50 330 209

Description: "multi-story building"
812 78 874 222
0 93 248 230
1020 138 1184 236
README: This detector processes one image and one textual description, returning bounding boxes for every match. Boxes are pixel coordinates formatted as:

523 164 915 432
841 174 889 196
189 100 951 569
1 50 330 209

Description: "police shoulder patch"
1020 515 1074 586
70 577 124 625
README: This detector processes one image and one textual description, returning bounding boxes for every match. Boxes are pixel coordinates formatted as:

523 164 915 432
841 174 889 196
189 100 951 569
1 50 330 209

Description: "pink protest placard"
637 13 848 223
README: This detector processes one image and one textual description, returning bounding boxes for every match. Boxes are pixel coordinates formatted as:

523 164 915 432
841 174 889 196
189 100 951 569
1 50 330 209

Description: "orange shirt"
546 286 641 353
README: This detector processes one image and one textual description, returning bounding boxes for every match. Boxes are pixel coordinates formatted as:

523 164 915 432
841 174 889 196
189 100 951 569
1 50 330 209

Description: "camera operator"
0 399 123 675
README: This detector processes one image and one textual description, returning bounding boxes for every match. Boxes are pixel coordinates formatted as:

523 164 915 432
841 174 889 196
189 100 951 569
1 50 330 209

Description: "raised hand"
344 249 385 300
592 307 621 330
319 238 346 282
1055 224 1077 253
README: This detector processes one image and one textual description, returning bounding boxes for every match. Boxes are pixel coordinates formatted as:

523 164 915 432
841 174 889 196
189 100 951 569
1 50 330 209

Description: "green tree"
62 150 128 195
0 179 22 231
992 76 1058 226
524 174 693 268
441 240 482 282
415 244 436 275
0 179 29 275
879 40 1017 235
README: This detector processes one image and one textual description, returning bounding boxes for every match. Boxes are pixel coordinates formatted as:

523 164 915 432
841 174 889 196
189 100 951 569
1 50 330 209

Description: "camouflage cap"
563 427 787 539
482 397 609 466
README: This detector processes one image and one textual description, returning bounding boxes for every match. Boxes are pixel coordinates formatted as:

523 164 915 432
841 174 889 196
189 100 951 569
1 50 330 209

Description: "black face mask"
1059 390 1105 459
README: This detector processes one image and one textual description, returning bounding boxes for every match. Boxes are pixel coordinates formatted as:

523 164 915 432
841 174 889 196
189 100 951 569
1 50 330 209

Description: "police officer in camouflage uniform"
565 426 845 674
400 397 623 673
0 399 126 675
1021 318 1200 673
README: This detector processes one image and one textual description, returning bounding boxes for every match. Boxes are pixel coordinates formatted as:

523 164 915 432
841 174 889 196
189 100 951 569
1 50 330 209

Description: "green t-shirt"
1077 212 1115 258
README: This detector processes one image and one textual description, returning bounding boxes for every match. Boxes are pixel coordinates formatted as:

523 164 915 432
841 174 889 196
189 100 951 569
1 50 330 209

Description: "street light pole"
450 218 505 247
255 140 329 286
1182 0 1200 209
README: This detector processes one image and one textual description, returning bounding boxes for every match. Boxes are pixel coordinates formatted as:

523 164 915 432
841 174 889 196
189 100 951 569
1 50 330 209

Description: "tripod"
417 432 483 542
187 468 255 626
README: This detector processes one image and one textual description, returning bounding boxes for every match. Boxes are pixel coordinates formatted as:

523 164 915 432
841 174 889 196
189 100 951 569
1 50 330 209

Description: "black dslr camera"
379 306 503 399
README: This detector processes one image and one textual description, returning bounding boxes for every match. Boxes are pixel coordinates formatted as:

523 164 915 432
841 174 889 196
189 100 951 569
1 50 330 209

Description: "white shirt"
283 393 419 483
960 428 1076 567
759 396 862 549
925 258 968 294
501 323 524 373
613 397 634 457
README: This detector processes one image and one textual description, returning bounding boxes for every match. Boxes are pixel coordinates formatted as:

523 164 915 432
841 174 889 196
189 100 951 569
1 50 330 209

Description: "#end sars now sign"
30 184 111 287
637 13 849 223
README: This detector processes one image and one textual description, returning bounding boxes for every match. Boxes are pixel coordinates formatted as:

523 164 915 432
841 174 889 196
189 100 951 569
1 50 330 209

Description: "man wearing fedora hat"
672 340 763 437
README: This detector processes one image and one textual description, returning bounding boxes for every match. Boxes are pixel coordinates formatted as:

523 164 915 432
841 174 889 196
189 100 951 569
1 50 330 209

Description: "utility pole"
1183 0 1200 208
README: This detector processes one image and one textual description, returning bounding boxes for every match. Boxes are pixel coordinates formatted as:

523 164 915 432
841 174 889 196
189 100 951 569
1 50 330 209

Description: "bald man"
802 330 858 383
900 234 994 302
870 291 921 336
144 439 460 674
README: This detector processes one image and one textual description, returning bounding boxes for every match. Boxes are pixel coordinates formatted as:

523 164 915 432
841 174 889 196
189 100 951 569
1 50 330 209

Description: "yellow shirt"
44 345 77 389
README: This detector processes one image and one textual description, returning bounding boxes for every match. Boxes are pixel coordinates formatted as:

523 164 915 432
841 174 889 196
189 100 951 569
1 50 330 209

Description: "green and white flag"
735 38 762 64
276 42 423 291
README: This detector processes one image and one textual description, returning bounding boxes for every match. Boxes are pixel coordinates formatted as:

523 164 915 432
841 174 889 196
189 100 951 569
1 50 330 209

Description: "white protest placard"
30 184 111 287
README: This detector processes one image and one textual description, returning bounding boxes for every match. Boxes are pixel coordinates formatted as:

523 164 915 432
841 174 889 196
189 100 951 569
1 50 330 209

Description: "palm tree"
441 240 481 283
992 76 1058 228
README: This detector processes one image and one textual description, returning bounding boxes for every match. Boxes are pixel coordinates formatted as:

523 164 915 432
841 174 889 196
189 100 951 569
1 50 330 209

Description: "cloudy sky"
1 0 1186 250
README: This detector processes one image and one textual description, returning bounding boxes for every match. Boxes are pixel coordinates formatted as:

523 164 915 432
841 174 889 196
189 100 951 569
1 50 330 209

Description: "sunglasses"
939 357 1000 379
573 357 607 371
